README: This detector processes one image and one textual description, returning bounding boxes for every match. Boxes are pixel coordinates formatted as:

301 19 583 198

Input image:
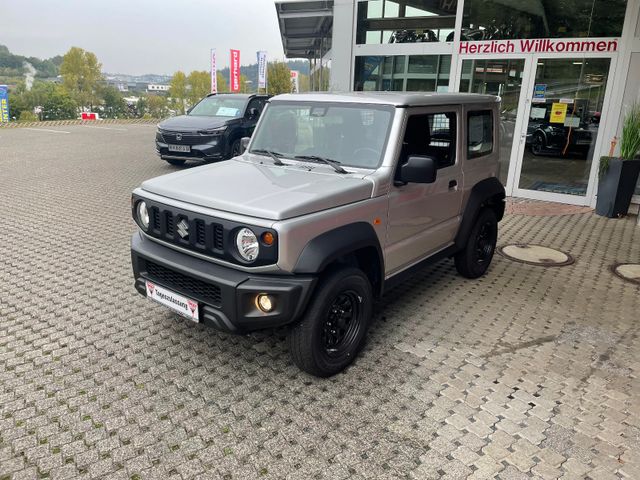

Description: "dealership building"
275 0 640 207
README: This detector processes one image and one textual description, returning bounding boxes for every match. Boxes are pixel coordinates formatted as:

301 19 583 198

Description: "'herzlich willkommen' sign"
459 38 618 55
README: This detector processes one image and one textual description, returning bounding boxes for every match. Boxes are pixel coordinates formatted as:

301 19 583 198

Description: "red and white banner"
230 49 240 92
290 70 299 93
210 49 217 94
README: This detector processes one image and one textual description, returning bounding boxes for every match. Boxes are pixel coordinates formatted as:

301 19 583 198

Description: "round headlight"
236 228 259 262
137 201 149 230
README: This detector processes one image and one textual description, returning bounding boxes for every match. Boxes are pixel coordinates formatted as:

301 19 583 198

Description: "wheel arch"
455 177 505 250
293 222 384 297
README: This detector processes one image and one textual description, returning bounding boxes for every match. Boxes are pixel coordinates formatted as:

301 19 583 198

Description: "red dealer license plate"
146 280 199 322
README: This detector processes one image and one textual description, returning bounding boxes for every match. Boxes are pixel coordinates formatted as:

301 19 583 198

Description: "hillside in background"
0 45 62 84
218 59 310 88
1 43 309 89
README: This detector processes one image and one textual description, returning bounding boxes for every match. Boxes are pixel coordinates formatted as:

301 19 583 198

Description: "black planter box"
595 158 640 218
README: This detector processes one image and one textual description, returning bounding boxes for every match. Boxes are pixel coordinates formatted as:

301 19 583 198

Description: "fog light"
256 294 275 313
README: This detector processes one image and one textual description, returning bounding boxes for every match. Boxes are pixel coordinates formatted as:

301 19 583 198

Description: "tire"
455 208 498 279
228 139 241 159
165 158 186 166
530 132 545 156
288 267 373 377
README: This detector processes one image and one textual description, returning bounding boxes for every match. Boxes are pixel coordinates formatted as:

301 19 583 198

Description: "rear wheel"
530 132 545 156
164 158 186 166
455 208 498 279
288 267 373 377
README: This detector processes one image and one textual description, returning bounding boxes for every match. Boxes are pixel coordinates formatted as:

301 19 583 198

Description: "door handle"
448 179 458 190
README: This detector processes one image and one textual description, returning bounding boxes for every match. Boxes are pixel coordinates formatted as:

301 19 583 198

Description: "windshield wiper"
294 155 348 174
250 149 288 166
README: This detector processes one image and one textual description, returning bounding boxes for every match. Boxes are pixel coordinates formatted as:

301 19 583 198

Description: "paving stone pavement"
1 125 639 480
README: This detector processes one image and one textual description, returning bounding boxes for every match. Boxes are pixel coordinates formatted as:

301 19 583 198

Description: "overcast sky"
1 0 287 75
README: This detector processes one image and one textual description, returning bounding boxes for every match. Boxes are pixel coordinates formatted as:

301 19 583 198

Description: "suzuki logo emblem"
176 133 182 141
177 219 189 239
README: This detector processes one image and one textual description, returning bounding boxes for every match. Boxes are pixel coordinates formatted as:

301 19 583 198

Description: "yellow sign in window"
550 103 568 123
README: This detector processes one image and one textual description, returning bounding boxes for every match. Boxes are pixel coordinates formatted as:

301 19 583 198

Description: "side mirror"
240 137 251 153
248 107 259 119
398 156 437 184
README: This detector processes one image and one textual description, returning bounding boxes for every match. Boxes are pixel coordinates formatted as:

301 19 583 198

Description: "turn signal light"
261 232 275 246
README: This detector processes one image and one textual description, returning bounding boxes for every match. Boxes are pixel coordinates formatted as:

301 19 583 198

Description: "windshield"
188 96 246 117
250 102 394 169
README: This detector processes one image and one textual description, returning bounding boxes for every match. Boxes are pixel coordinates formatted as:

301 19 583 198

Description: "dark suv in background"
156 94 269 166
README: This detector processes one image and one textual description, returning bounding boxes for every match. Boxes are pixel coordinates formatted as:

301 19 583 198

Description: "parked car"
155 93 269 166
526 99 593 158
131 92 505 376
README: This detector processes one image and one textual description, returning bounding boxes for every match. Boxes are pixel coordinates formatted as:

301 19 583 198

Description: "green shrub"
18 111 38 122
620 102 640 160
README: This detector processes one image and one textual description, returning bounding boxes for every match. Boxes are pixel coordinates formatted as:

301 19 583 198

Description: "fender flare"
293 222 384 277
455 177 505 250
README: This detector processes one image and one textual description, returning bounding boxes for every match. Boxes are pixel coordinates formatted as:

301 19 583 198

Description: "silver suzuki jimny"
131 92 505 377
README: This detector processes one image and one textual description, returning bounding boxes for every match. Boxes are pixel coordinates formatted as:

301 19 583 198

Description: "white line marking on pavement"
24 128 71 134
81 125 128 131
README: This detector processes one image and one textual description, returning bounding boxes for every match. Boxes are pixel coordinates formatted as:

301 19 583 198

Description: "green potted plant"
596 102 640 218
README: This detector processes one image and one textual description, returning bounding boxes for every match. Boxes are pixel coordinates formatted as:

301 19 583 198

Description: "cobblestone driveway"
1 125 639 480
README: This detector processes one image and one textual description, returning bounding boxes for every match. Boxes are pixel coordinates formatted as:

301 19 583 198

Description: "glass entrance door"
514 57 612 201
459 58 527 184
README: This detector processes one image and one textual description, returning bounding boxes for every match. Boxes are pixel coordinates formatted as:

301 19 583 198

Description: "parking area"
1 124 640 480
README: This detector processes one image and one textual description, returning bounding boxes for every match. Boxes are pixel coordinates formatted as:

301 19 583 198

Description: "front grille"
195 219 206 246
214 225 224 251
161 131 216 146
145 260 222 307
165 211 174 236
147 205 225 258
136 198 278 266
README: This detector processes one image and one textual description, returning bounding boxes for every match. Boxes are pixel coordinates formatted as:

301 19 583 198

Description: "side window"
400 112 456 169
247 98 265 116
467 110 493 159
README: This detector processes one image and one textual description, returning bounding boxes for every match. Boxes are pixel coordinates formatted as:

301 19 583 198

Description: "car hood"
140 158 374 221
158 115 234 131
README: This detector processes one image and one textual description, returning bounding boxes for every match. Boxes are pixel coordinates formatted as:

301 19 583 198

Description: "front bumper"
155 140 224 161
131 232 316 333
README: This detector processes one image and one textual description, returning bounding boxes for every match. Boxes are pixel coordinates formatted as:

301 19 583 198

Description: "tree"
8 80 77 120
187 70 210 106
216 72 228 93
311 66 330 91
298 73 310 93
267 62 292 95
169 71 187 114
59 47 102 109
41 84 77 120
135 96 148 118
101 86 128 119
147 95 168 118
239 74 253 93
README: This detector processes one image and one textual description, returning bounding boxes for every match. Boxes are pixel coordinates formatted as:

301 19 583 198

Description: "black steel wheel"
288 267 373 377
455 208 498 279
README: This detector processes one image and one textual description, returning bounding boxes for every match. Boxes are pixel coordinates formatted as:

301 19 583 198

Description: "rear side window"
467 110 493 159
401 112 456 169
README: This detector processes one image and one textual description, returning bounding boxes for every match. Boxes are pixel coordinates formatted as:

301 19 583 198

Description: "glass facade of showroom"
351 0 634 206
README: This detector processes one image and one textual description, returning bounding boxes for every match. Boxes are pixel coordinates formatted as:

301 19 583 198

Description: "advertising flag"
210 49 217 94
257 51 268 90
0 85 10 123
290 70 299 93
230 49 241 92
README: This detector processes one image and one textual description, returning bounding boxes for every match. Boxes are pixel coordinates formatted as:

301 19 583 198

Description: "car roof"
205 93 269 99
271 91 499 107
